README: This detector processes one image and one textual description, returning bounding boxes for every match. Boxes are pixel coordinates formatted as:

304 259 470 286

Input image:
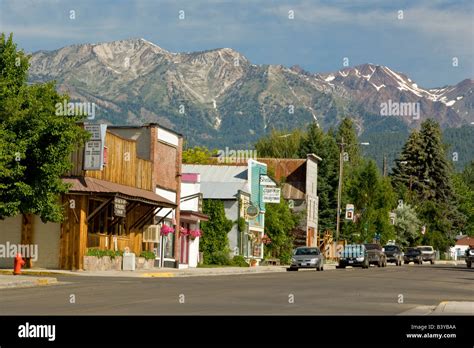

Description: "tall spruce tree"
298 123 339 233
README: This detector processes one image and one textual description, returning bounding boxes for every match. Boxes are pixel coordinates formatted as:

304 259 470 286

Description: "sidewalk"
0 275 58 290
400 301 474 315
0 264 337 278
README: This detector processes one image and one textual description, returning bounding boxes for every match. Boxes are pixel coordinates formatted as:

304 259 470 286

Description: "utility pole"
336 137 344 242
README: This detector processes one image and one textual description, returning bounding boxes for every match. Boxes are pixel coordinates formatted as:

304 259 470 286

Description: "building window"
163 232 174 258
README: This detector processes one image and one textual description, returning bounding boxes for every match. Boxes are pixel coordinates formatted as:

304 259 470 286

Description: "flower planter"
83 256 123 271
135 257 155 270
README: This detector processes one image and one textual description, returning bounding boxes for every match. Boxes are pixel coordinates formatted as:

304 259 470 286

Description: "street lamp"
335 137 370 242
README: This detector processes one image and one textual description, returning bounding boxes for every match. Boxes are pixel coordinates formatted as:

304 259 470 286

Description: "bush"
140 251 156 260
208 250 232 265
85 248 123 259
231 255 249 267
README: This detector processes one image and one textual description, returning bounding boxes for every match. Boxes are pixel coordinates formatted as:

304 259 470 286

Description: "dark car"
383 244 403 266
465 246 474 268
338 244 369 269
289 247 325 271
364 243 387 267
404 248 422 264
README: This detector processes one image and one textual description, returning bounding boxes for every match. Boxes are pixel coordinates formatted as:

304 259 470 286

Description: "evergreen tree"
298 123 339 233
255 128 303 158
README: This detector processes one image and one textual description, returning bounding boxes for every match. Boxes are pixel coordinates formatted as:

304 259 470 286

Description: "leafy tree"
182 145 216 164
452 164 474 236
264 198 298 264
199 199 233 264
393 204 421 247
0 33 88 222
255 128 303 158
343 160 396 244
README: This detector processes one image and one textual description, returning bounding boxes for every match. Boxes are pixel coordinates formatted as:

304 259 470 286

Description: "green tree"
0 33 88 222
393 204 421 247
335 117 361 166
264 198 298 264
452 161 474 236
344 160 396 244
199 199 233 264
391 119 464 251
255 128 303 158
298 122 339 233
182 145 216 164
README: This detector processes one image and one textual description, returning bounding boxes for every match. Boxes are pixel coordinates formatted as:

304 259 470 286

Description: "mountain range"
28 38 473 168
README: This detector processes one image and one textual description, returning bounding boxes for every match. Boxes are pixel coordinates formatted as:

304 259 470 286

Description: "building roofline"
108 123 183 137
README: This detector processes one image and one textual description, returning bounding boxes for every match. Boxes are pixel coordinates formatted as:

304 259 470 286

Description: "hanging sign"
114 197 127 217
262 187 281 203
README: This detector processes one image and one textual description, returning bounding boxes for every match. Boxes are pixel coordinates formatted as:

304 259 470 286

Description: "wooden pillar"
20 214 34 268
173 137 183 266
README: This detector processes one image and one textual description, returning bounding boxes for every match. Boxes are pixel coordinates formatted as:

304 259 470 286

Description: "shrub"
140 251 156 260
209 250 232 265
85 248 122 259
231 255 249 267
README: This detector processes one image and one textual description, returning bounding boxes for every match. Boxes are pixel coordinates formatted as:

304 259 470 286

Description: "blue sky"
1 0 472 87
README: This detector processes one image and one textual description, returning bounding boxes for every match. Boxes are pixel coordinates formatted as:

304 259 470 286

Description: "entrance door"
180 235 188 264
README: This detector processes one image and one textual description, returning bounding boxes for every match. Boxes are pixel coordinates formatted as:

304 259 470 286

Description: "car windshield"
407 248 420 254
364 244 379 250
294 248 319 256
384 245 398 251
419 247 433 252
342 245 365 257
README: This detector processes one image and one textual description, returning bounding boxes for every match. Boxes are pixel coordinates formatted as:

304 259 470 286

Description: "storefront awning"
63 176 176 208
180 210 209 222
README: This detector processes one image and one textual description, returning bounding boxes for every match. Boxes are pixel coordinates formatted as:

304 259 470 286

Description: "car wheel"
338 264 346 269
467 261 471 268
430 260 434 265
377 260 382 267
404 261 408 264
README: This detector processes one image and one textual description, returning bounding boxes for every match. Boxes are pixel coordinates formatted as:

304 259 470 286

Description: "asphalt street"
0 264 472 315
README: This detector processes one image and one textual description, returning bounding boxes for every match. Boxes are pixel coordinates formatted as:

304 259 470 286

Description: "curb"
0 276 58 290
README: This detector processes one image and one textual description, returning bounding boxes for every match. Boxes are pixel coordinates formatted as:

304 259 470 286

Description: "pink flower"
161 225 174 236
180 226 190 236
189 229 202 239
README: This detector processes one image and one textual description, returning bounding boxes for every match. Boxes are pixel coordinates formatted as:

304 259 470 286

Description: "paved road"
0 264 472 315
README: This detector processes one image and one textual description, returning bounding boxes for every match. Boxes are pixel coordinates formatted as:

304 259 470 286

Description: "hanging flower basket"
180 226 190 236
189 229 202 240
161 225 174 236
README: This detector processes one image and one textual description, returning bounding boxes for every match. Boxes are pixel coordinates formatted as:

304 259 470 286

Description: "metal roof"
63 176 176 207
183 165 250 199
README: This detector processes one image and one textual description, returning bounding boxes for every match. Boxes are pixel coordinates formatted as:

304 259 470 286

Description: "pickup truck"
417 245 436 264
465 246 474 268
364 243 387 267
383 244 403 266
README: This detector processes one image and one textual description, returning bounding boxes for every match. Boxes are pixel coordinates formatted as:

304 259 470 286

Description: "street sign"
262 187 281 203
259 174 276 186
345 204 354 220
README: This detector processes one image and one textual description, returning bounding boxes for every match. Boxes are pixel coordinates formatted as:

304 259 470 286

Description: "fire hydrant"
13 253 25 275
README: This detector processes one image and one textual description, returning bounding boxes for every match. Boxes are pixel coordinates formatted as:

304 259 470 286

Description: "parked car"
383 244 403 266
465 246 474 268
364 243 387 267
289 247 324 271
404 248 423 264
338 244 369 269
417 245 436 264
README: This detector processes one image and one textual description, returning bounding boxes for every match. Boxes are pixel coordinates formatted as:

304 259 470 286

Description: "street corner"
0 275 58 290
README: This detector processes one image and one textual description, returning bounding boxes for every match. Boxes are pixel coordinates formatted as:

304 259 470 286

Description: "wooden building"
0 124 181 270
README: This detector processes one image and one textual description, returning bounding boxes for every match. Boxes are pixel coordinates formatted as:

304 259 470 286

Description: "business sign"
259 174 276 186
246 205 259 219
83 124 107 170
345 204 354 220
262 187 281 203
114 197 127 217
